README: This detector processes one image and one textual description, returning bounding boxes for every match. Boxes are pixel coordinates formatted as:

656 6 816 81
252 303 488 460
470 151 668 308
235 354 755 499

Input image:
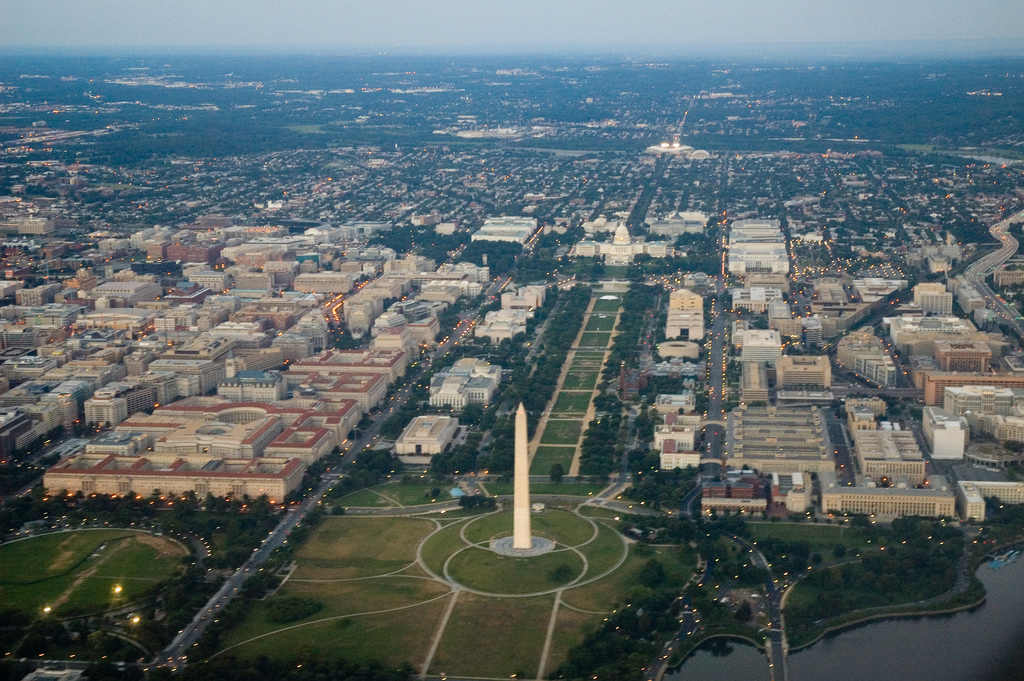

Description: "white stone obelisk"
513 402 532 550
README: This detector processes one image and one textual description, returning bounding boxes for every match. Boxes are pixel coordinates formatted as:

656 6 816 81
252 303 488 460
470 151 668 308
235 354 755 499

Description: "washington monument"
513 402 532 549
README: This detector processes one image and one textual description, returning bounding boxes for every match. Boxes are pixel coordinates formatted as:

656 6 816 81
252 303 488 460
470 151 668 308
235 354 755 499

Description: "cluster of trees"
368 224 468 264
553 549 688 681
431 431 482 476
578 412 623 478
786 517 963 638
624 451 698 509
455 240 522 276
323 449 400 503
603 284 660 381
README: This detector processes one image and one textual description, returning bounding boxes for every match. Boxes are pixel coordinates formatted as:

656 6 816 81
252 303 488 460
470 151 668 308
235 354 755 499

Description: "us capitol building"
571 223 675 265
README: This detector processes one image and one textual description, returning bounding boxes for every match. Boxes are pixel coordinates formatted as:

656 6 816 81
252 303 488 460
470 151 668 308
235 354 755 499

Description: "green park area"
540 419 583 444
529 446 577 475
591 296 622 312
333 479 458 508
212 509 688 678
485 481 606 496
0 530 188 620
585 314 617 331
562 370 599 391
578 332 612 347
552 391 592 414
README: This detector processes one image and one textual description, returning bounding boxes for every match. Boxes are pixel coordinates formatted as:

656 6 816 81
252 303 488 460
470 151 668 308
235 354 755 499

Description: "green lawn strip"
585 315 616 331
335 488 391 507
462 510 596 546
540 420 583 444
420 523 469 576
430 593 553 679
591 297 622 312
0 530 136 584
573 350 608 358
749 522 868 556
578 332 612 347
377 481 453 506
227 592 450 669
554 391 592 413
290 517 433 580
578 506 627 519
487 482 606 497
562 371 600 390
575 523 628 578
447 546 585 593
530 446 577 476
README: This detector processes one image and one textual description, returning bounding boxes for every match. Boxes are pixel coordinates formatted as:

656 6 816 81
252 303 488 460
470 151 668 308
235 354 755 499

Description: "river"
669 555 1024 681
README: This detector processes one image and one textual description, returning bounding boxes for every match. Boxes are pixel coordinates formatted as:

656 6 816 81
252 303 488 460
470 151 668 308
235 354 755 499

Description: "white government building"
572 224 675 265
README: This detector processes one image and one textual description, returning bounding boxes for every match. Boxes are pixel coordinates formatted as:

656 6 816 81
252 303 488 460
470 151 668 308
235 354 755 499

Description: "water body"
670 557 1024 681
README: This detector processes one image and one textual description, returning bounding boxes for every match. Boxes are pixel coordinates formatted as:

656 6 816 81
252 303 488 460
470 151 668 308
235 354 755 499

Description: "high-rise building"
912 283 953 316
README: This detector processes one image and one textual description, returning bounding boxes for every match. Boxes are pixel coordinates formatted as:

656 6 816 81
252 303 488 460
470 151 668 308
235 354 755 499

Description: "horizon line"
2 38 1024 61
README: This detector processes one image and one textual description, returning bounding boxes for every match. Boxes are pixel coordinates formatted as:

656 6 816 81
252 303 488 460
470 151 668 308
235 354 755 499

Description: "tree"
549 462 565 483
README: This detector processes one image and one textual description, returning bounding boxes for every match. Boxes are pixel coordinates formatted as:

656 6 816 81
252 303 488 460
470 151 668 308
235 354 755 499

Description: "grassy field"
334 488 391 507
573 350 608 358
749 522 868 555
529 446 576 475
221 587 450 668
335 481 457 508
0 530 187 618
562 371 599 390
540 419 583 444
291 517 434 580
585 314 617 331
448 547 585 593
591 296 622 312
552 391 592 413
431 594 553 678
578 332 612 347
214 510 642 679
462 510 596 546
487 482 606 497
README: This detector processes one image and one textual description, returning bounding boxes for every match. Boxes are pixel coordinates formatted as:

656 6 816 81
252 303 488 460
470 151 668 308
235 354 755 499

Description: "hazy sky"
2 0 1024 55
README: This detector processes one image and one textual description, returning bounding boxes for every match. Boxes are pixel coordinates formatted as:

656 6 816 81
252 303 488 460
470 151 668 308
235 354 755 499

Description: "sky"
2 0 1024 56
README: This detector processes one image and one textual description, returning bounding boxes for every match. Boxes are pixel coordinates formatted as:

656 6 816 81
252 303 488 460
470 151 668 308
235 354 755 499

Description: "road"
962 208 1024 338
732 535 787 681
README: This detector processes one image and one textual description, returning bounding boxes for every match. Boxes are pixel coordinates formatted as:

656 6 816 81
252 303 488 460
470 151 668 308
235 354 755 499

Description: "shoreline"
787 593 987 653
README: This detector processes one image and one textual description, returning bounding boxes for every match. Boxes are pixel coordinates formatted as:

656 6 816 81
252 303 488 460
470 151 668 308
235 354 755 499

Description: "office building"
739 330 782 365
776 355 832 389
912 283 953 316
922 406 968 460
471 217 538 244
853 429 926 484
395 415 459 463
429 358 501 409
726 406 834 474
820 472 956 518
836 329 896 388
